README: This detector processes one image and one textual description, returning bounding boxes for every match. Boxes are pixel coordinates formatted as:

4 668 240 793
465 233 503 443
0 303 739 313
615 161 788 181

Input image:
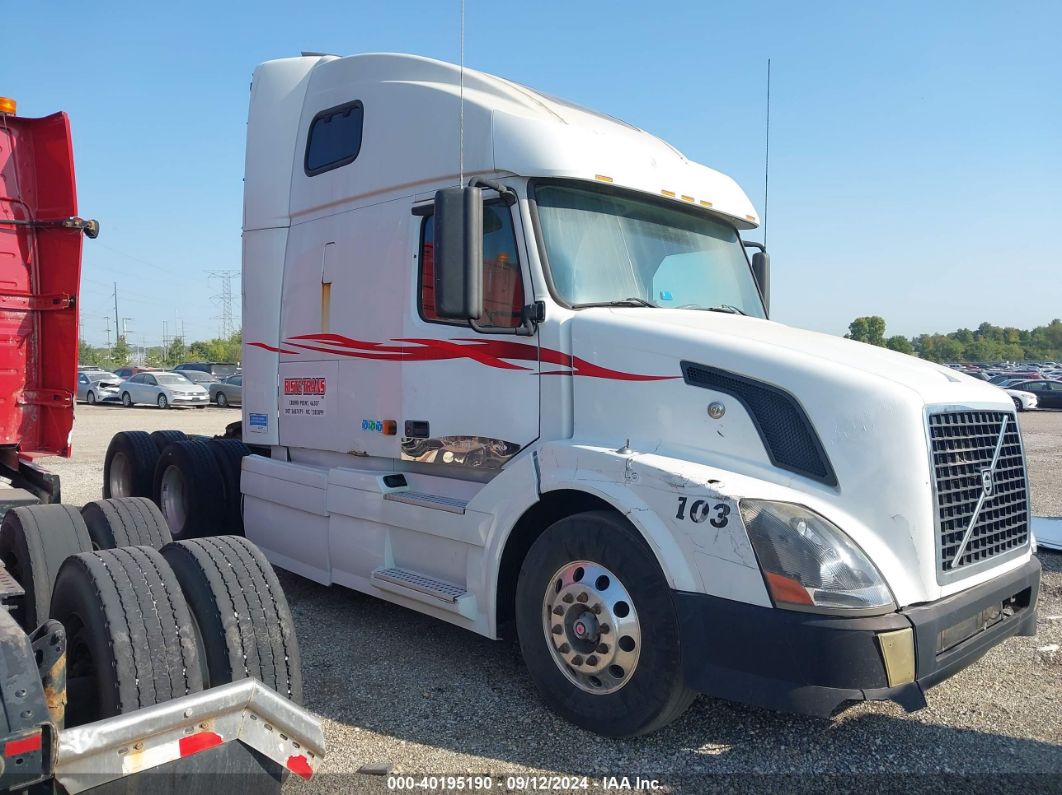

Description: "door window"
418 202 524 329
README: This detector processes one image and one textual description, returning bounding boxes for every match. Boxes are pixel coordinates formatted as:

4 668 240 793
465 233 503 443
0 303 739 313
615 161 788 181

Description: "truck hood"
575 309 1003 403
567 309 1019 604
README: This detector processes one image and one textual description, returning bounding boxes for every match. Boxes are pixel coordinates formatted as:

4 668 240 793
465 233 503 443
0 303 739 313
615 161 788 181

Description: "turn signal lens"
0 97 16 115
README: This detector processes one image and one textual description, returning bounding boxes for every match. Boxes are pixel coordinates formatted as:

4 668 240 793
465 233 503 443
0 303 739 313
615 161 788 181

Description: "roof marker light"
681 195 694 203
0 97 16 115
746 214 757 222
595 174 614 183
660 189 676 198
699 200 713 208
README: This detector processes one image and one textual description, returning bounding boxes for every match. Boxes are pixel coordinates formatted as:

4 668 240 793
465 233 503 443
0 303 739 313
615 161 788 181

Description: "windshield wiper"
572 298 657 309
703 304 747 316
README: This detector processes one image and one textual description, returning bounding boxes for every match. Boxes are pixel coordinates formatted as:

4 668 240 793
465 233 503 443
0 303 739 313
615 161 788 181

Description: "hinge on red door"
18 390 73 408
0 291 76 312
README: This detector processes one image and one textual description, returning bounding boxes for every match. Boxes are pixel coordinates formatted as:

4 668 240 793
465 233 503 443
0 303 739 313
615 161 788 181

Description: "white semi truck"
116 53 1041 737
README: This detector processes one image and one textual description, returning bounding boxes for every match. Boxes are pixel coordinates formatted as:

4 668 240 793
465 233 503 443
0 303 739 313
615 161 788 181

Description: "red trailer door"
0 107 85 459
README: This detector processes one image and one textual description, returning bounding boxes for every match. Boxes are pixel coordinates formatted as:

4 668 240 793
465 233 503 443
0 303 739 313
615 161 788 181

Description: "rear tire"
81 498 173 550
217 392 228 408
104 430 159 498
50 546 203 727
515 510 696 737
149 429 188 453
162 536 303 703
207 439 251 533
153 439 226 540
0 505 93 632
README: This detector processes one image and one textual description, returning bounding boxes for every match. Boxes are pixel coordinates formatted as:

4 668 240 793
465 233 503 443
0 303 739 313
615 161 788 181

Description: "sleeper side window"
304 101 364 176
418 202 525 329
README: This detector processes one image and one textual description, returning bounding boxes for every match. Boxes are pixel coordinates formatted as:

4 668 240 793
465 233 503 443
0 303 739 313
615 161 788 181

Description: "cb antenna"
458 0 465 186
763 57 771 250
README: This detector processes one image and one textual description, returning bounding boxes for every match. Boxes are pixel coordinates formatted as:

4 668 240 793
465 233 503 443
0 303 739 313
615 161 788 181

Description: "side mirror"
751 251 770 316
433 186 483 320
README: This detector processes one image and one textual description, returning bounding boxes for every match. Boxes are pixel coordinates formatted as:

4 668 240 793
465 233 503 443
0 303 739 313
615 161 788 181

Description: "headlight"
740 500 894 612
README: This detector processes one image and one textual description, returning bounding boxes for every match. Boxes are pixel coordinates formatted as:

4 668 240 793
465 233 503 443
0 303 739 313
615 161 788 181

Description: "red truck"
0 97 324 792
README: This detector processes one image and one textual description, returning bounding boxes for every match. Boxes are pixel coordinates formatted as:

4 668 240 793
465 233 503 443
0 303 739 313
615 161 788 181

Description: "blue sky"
5 1 1059 346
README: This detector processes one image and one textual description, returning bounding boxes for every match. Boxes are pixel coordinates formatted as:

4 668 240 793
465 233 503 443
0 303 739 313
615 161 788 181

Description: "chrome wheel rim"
109 452 131 497
158 394 167 409
159 465 187 532
542 560 641 694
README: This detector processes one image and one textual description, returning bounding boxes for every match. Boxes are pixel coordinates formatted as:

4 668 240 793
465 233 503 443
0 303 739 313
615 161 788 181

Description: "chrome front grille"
929 410 1029 580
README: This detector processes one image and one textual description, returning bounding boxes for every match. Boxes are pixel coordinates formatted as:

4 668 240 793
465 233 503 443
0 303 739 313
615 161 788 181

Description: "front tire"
217 392 228 408
157 393 169 410
121 392 133 408
1012 397 1024 412
87 390 97 405
515 510 695 737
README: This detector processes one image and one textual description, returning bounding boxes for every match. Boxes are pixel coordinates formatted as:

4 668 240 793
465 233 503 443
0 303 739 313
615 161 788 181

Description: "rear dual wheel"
516 511 695 737
154 438 250 539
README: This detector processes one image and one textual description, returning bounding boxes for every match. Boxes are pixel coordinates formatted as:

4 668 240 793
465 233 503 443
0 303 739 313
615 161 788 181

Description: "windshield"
156 373 190 385
535 182 765 317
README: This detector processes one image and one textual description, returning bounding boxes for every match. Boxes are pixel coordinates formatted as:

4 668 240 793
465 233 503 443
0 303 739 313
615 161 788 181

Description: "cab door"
401 198 539 471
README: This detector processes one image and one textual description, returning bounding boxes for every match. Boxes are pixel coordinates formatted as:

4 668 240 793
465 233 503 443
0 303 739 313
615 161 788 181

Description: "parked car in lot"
209 374 243 407
175 361 239 378
76 370 122 404
171 368 218 386
118 371 210 408
1005 388 1038 412
112 365 162 379
1008 380 1062 409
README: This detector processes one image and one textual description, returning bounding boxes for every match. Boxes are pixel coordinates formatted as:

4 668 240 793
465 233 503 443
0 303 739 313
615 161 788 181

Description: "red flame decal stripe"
251 334 676 381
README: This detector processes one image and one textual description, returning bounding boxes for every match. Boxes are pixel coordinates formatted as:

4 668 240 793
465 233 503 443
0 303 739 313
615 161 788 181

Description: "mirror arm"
469 300 543 337
468 178 518 207
742 239 766 252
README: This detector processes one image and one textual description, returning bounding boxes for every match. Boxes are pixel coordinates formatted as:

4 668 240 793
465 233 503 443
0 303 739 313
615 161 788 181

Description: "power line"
208 270 240 338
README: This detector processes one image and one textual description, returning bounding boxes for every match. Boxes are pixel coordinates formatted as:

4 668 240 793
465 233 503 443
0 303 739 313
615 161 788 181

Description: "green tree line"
79 331 242 370
845 317 1062 363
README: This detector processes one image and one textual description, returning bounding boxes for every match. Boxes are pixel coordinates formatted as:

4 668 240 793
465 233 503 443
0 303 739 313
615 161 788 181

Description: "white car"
1005 388 1038 412
76 371 122 404
118 371 209 409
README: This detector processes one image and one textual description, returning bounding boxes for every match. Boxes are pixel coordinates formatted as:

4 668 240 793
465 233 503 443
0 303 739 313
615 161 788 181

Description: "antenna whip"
459 0 465 185
763 57 771 249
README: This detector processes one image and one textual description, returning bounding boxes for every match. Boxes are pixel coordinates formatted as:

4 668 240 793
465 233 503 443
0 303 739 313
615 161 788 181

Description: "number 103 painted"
675 496 731 528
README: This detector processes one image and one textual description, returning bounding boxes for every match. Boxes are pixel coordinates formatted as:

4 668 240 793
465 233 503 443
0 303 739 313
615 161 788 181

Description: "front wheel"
87 391 97 405
157 393 169 410
121 392 133 408
1012 397 1025 412
515 511 695 737
216 392 228 408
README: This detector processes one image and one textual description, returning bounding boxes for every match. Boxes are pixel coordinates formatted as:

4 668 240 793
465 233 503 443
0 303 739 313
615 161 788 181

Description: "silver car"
119 371 209 409
208 375 242 407
77 370 122 404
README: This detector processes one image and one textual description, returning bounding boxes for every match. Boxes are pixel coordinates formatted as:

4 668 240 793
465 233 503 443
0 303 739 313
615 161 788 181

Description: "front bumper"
676 556 1040 717
170 395 209 405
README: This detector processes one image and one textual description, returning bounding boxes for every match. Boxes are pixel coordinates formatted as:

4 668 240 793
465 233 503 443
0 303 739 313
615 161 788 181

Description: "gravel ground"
37 404 1062 792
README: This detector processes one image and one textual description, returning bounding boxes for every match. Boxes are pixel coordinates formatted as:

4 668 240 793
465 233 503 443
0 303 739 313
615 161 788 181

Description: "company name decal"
283 377 327 396
251 335 675 382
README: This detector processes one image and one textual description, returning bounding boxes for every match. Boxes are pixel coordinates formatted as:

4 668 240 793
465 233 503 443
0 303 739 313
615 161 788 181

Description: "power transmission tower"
208 270 240 338
104 316 112 348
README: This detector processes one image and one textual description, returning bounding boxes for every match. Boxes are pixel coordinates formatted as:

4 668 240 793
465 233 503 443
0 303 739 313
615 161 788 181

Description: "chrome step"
371 567 466 603
383 491 467 514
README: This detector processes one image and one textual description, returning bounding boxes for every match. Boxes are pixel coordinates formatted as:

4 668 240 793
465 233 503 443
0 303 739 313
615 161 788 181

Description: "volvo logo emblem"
981 468 994 497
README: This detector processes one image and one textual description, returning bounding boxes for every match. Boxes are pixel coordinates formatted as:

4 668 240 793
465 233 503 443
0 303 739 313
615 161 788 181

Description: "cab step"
370 567 476 619
382 491 467 514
